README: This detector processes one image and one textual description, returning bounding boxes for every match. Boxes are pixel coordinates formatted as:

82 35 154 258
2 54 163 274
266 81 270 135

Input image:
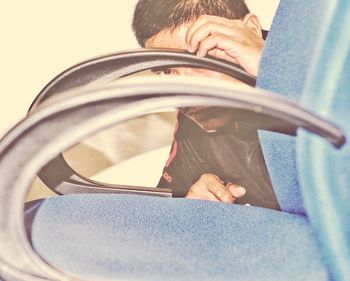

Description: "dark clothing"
157 112 280 211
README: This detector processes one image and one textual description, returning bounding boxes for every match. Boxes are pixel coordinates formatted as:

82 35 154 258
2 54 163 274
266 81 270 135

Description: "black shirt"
157 112 280 211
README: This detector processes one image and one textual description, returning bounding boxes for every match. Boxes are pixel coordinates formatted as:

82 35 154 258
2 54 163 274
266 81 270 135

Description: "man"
132 0 280 210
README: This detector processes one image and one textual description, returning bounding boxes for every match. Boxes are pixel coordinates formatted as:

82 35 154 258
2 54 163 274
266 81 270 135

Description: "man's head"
132 0 262 132
132 0 250 47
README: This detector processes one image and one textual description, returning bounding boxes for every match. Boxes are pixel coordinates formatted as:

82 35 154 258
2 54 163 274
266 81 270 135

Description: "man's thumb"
227 183 246 198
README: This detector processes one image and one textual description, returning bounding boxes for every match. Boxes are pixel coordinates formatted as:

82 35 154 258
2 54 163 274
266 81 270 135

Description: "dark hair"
132 0 250 47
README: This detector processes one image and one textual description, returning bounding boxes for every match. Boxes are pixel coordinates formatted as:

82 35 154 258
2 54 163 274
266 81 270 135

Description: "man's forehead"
145 24 190 49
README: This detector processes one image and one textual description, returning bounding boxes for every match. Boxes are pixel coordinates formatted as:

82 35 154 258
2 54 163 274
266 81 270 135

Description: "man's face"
145 23 246 132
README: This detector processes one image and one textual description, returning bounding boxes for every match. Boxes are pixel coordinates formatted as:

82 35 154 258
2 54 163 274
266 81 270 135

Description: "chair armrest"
0 78 345 280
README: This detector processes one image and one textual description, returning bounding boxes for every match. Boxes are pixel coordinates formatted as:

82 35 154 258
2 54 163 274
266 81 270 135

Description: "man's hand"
185 14 264 76
185 174 246 204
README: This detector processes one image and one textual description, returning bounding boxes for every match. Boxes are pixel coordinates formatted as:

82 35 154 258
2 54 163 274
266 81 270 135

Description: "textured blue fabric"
32 194 329 281
256 0 330 214
297 4 350 279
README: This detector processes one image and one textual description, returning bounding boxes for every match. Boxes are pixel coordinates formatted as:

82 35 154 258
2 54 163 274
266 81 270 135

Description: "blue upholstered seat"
32 194 328 281
29 0 350 280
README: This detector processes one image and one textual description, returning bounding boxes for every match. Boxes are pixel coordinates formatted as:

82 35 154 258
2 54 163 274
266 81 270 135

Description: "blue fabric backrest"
256 0 330 214
297 0 350 279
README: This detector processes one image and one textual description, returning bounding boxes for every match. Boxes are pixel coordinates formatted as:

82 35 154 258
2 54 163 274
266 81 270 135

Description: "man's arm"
183 14 264 202
159 14 264 203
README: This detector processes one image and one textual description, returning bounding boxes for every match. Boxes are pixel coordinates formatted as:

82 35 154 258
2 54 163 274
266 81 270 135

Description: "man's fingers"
185 174 245 204
207 182 235 203
207 49 240 65
227 183 246 198
185 15 211 46
196 33 240 61
187 21 238 53
186 187 220 202
185 15 242 48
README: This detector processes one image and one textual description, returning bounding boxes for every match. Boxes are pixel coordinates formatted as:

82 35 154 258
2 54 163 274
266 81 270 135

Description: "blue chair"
257 0 350 279
0 0 349 280
297 6 350 281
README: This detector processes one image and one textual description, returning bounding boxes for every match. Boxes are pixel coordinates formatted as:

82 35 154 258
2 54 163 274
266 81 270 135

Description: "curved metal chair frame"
28 49 258 195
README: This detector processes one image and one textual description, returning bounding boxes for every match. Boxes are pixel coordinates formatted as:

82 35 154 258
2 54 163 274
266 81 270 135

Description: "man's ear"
242 13 263 38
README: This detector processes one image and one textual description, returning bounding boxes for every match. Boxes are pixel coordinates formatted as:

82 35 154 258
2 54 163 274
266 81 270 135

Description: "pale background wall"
0 0 279 137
